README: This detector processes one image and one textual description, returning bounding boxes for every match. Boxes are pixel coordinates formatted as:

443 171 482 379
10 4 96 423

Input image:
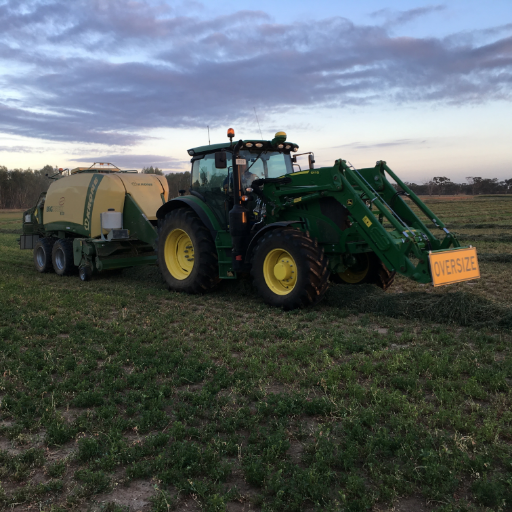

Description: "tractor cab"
187 130 298 229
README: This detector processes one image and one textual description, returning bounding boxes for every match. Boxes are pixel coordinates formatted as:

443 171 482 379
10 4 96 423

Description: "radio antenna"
207 125 210 145
254 107 263 139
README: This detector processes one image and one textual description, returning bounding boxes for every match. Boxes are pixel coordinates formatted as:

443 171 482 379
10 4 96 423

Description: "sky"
0 0 510 183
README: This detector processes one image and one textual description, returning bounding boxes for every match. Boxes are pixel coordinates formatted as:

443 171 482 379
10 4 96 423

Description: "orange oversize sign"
429 247 480 287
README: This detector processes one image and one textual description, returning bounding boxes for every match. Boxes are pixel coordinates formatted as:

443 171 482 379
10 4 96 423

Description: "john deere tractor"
156 129 479 309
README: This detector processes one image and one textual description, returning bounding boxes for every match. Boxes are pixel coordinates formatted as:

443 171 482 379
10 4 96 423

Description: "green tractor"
156 129 479 309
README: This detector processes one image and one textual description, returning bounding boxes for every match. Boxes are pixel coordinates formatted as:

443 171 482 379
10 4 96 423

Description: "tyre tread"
157 208 220 294
33 237 55 273
52 238 76 276
250 228 329 310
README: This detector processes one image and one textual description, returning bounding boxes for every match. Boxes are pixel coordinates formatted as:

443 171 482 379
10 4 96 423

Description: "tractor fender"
246 221 304 261
156 197 219 239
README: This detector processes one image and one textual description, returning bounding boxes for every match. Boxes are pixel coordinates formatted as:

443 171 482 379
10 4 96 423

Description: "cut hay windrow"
478 253 512 263
448 223 512 229
325 285 512 329
456 234 512 243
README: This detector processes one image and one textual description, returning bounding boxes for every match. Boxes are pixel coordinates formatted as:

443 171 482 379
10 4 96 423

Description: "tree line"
404 176 512 196
0 165 510 210
0 165 191 209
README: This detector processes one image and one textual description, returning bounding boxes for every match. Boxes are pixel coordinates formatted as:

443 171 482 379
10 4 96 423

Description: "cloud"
0 0 510 146
0 145 48 153
331 139 428 150
371 5 446 26
69 153 188 169
0 101 145 145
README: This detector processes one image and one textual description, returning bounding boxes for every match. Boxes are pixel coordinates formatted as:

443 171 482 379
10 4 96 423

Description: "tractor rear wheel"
33 237 55 273
332 252 395 290
251 229 329 310
52 239 76 276
157 208 220 294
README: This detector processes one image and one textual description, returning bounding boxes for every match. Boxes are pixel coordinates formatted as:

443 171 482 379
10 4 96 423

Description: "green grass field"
1 196 512 512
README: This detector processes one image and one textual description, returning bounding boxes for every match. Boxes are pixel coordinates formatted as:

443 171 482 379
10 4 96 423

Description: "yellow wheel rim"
164 229 194 280
263 248 297 296
337 253 370 284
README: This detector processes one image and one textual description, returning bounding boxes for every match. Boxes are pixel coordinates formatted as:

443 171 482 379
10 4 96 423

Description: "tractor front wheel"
157 208 220 294
332 252 395 290
251 229 329 310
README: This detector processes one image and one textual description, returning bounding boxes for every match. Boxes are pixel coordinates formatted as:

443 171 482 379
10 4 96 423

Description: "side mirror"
215 151 227 169
308 154 315 170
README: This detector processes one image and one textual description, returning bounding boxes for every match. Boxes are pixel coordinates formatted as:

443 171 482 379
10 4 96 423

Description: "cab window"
265 152 293 178
237 150 292 184
191 153 231 194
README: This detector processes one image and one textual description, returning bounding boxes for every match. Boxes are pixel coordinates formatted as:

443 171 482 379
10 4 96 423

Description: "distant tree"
425 180 436 196
479 178 499 194
433 176 453 195
166 172 191 199
40 164 54 176
0 166 51 209
142 166 163 175
404 182 428 195
466 177 484 195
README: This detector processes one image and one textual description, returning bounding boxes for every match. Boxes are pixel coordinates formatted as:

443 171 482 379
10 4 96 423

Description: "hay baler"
156 130 480 309
20 163 169 280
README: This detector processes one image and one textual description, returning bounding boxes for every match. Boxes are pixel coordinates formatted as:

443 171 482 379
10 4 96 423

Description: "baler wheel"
251 229 329 310
52 239 76 276
33 237 55 273
79 265 92 281
157 208 220 294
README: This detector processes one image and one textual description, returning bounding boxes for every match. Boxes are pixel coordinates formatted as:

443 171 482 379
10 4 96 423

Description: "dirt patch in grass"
377 496 432 511
0 438 20 455
94 479 155 511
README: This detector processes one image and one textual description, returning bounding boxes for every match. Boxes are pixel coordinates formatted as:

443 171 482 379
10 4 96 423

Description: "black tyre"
157 208 220 294
332 252 396 291
250 228 329 310
52 239 76 276
33 237 55 273
79 265 92 281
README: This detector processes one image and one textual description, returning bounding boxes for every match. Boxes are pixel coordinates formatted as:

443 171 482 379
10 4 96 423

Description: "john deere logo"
347 199 353 206
131 182 153 187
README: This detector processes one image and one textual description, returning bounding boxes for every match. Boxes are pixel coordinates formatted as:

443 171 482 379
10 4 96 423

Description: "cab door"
190 152 231 229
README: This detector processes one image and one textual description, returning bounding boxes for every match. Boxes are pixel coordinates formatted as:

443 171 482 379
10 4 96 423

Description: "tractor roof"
188 139 299 157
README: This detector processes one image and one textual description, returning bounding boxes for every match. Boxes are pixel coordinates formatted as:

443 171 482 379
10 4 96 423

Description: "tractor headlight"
255 143 263 148
245 142 253 148
292 146 298 152
278 144 284 149
188 149 195 156
285 145 291 149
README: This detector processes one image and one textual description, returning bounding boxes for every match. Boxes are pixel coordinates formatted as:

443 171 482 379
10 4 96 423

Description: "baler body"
20 166 169 277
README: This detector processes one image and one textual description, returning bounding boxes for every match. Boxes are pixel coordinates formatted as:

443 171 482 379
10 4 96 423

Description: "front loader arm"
336 160 462 283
